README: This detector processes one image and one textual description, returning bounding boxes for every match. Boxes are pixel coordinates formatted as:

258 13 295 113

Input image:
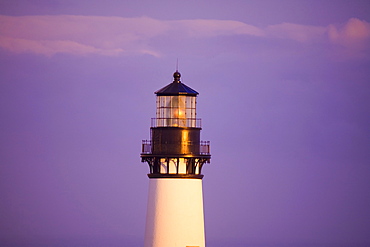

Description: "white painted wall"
144 178 205 247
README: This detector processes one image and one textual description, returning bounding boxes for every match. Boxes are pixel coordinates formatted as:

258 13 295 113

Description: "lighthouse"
141 71 211 247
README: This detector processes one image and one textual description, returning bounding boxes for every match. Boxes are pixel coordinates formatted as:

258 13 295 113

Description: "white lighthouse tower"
141 71 211 247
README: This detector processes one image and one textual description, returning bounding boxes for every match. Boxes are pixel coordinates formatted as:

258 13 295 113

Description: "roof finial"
176 58 179 72
173 70 181 83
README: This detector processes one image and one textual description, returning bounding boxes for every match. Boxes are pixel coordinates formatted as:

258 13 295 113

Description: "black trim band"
148 174 204 179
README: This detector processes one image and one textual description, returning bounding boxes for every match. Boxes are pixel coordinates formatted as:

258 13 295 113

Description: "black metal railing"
141 140 210 155
142 140 151 154
200 141 211 155
151 118 201 128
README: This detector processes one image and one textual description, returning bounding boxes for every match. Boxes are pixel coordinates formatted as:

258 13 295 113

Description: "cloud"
266 23 326 43
0 15 168 56
0 36 124 56
172 19 265 37
266 18 370 46
0 15 265 57
0 15 369 59
328 18 370 46
328 18 370 44
327 18 370 58
265 18 370 60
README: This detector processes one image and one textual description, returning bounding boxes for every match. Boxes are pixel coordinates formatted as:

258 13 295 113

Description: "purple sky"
1 1 369 246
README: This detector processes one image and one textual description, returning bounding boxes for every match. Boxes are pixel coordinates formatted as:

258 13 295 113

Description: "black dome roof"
155 71 198 96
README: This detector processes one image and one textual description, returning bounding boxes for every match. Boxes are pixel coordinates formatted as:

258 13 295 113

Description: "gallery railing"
141 140 210 155
151 118 201 128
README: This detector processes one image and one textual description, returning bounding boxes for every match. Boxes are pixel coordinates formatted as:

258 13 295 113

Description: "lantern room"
141 71 210 179
154 71 199 128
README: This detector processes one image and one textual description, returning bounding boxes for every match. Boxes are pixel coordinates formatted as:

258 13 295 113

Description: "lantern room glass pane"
156 95 197 127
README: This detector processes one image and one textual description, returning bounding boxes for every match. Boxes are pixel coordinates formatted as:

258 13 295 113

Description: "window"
156 95 197 127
